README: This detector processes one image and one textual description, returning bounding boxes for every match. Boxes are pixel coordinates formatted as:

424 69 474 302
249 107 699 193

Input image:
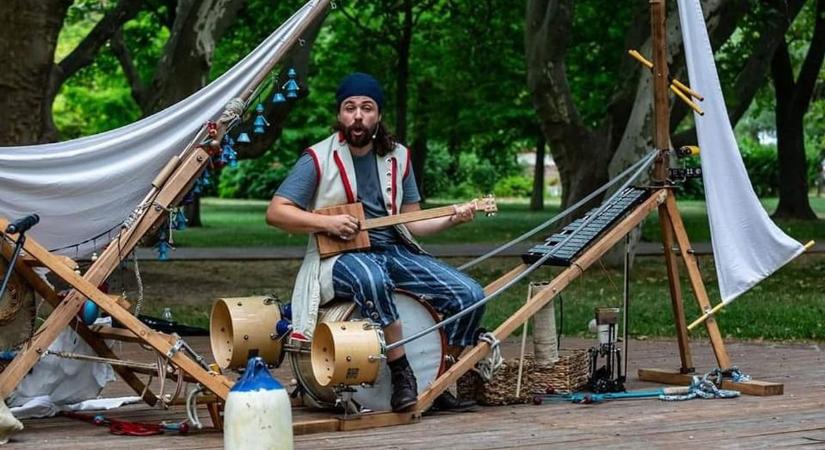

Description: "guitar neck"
363 204 462 230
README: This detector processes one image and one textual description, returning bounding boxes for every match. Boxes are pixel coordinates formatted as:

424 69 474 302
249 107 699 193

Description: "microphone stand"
0 229 31 301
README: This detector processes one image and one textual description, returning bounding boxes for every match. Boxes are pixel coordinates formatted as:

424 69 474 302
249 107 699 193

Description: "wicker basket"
457 350 590 406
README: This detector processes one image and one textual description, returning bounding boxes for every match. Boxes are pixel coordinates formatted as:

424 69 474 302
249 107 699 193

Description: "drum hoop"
291 290 448 407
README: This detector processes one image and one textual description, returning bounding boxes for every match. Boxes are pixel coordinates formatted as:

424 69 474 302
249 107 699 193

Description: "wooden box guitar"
314 196 498 258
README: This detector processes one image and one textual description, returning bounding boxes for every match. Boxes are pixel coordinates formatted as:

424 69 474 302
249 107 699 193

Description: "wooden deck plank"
8 336 824 449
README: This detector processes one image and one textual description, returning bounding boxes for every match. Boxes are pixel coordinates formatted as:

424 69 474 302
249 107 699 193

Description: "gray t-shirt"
275 150 421 245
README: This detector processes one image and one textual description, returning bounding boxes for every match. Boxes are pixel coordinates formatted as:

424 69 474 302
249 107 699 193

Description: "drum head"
350 293 445 411
0 258 36 354
291 292 447 412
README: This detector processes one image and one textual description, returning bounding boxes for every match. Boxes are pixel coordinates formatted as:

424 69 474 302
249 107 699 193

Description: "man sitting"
266 72 485 411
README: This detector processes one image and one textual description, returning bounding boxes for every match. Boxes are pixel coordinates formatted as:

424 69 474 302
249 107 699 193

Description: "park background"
1 0 823 343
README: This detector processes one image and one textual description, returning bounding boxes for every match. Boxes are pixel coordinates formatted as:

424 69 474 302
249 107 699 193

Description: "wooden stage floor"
7 336 825 449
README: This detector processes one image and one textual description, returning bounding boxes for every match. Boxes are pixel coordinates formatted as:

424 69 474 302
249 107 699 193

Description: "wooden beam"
0 235 157 405
483 263 529 295
416 190 668 411
662 194 732 369
649 0 670 182
638 368 783 396
658 192 694 372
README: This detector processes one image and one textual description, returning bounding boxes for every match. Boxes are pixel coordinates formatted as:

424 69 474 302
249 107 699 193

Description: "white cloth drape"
676 0 804 303
0 1 318 257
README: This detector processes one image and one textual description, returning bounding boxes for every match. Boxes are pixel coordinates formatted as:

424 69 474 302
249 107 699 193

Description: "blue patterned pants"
332 244 485 347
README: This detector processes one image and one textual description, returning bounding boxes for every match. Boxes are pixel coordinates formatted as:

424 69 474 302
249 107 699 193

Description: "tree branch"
338 3 382 40
793 0 825 112
55 0 143 86
671 1 804 148
110 28 146 107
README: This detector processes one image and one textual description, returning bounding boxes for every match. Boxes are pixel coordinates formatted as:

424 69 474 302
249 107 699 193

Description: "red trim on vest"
337 130 346 143
333 150 356 203
304 148 322 190
403 147 411 179
390 157 398 214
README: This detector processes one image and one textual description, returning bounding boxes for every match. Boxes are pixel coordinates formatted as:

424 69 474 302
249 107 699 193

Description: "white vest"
289 132 422 341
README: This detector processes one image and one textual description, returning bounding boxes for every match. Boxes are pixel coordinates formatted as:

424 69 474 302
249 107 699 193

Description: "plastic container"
224 357 293 450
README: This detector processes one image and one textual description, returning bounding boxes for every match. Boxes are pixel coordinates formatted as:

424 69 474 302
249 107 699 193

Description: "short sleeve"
402 162 421 204
273 152 318 210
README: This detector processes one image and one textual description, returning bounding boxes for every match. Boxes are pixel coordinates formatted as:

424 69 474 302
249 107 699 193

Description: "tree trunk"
411 82 430 199
530 133 546 211
0 0 72 145
394 0 413 143
770 0 824 220
141 0 246 115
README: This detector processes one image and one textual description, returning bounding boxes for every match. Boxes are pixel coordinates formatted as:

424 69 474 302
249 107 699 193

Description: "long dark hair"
335 121 398 157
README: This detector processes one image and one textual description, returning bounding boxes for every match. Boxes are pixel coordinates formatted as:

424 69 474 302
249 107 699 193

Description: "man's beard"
340 121 375 148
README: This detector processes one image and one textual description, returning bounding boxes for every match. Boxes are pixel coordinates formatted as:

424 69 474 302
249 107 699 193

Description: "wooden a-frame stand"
0 147 233 408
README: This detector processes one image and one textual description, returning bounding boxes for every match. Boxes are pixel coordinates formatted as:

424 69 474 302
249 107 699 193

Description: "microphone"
371 122 380 140
5 214 40 234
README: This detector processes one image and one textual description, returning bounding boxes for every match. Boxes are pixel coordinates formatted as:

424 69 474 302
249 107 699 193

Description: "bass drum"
291 291 446 412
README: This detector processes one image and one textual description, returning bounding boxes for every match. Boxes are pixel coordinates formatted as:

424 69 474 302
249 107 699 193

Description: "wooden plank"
417 190 668 410
314 203 370 257
637 368 784 396
658 193 694 372
483 263 529 295
337 411 418 432
663 194 732 369
649 0 670 182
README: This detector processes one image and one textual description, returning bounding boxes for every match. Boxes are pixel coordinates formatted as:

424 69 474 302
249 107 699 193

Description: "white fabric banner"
0 1 316 257
676 0 804 303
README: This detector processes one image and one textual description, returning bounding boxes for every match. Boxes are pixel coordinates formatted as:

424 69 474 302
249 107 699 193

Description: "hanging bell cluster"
220 135 239 168
156 230 173 261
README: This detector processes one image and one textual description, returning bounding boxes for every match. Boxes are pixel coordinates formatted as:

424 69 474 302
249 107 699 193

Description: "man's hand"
323 214 361 240
449 202 476 225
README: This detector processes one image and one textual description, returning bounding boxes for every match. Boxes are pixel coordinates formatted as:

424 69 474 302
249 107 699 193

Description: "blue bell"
236 132 251 144
173 209 187 231
271 92 286 103
81 300 99 325
283 68 299 99
221 135 238 167
281 303 292 320
156 237 172 261
253 115 268 135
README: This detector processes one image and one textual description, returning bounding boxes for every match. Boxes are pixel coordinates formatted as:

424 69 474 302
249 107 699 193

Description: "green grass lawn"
173 195 825 247
149 253 825 342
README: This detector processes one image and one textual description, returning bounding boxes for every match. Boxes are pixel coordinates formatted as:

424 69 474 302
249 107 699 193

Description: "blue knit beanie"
336 72 385 111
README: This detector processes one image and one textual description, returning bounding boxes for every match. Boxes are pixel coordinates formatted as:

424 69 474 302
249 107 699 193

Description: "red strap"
304 148 321 190
391 157 398 214
333 150 356 203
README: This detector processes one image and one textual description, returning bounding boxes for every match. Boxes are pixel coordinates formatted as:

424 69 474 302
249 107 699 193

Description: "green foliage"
217 154 294 200
493 175 533 198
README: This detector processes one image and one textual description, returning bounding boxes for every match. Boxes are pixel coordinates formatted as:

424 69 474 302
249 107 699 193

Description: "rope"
475 332 503 382
132 251 144 317
386 150 658 352
458 150 658 271
660 369 741 401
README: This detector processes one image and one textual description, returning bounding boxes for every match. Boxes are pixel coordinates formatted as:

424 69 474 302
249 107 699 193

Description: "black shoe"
432 391 461 411
389 356 418 412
